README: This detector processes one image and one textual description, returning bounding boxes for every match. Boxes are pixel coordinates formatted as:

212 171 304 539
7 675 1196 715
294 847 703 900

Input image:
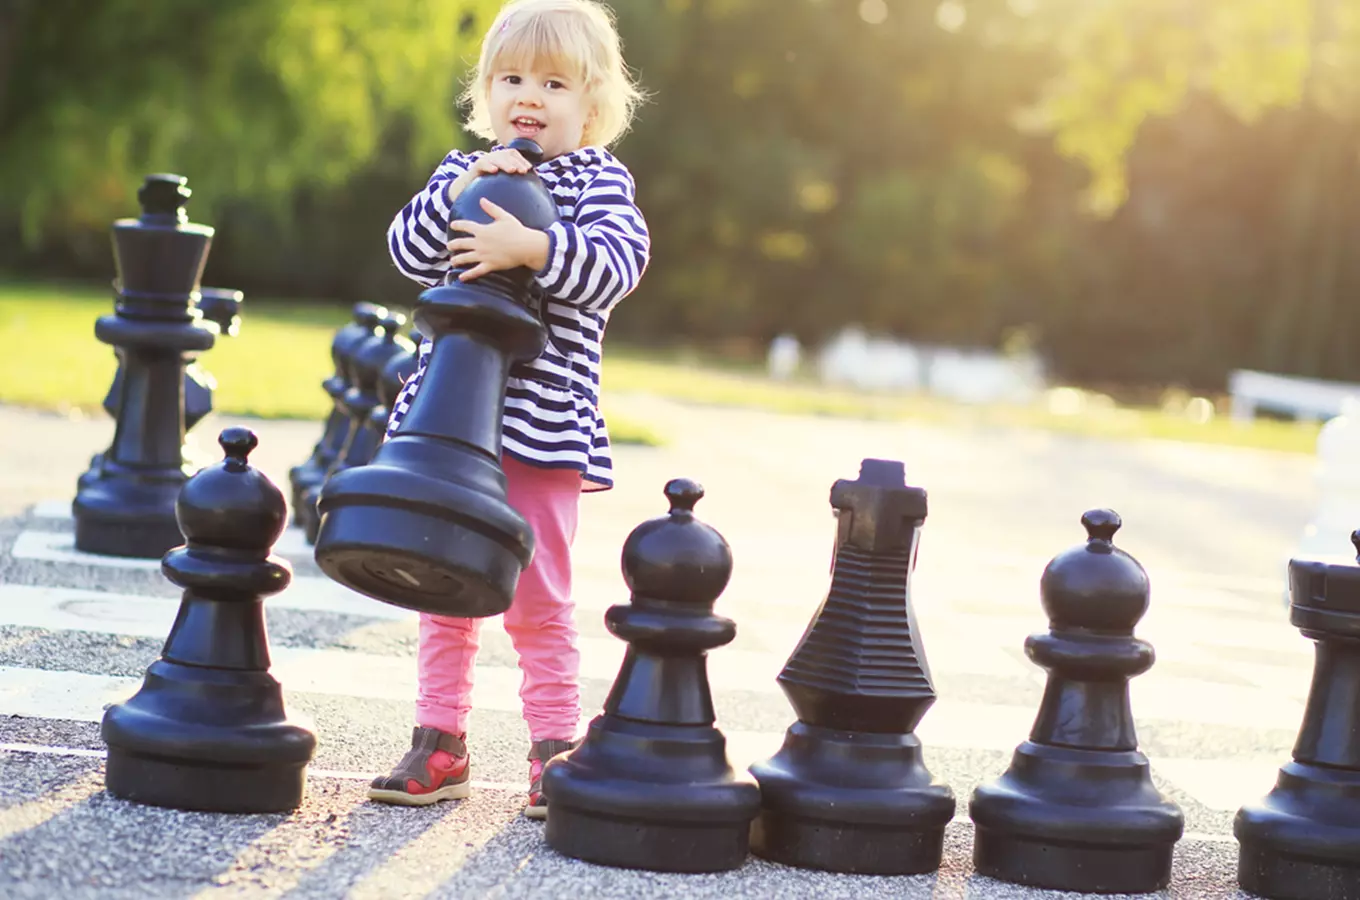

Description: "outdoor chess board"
0 480 1320 898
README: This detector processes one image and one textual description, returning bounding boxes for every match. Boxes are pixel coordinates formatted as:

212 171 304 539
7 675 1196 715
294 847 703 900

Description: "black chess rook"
1235 530 1360 900
312 137 556 618
749 458 955 875
101 427 317 813
73 173 220 559
542 479 761 873
969 509 1184 893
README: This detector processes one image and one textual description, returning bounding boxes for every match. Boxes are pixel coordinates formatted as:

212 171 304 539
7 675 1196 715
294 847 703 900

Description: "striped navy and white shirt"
384 146 650 491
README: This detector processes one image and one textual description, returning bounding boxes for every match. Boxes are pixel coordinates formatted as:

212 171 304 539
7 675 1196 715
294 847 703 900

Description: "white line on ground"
23 501 1290 595
0 660 1290 815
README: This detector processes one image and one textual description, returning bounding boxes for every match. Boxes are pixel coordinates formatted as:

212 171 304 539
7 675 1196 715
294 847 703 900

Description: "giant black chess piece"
73 174 221 558
313 137 555 617
288 302 387 521
366 336 420 441
299 311 411 544
83 286 245 490
969 509 1184 893
542 479 761 873
1236 530 1360 900
102 427 317 812
749 459 955 874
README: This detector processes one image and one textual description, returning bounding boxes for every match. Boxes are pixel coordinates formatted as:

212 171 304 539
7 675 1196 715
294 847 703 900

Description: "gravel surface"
0 398 1324 897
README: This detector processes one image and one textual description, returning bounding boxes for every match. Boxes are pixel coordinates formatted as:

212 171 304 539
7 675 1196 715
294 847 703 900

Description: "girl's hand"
471 148 533 176
448 198 551 282
443 149 535 211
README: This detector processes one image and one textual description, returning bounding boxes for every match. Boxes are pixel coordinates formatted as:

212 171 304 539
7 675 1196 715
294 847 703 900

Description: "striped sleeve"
387 151 476 287
533 163 650 314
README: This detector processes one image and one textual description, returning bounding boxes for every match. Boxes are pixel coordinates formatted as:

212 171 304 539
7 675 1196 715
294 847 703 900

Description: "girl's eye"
546 80 565 90
502 74 521 84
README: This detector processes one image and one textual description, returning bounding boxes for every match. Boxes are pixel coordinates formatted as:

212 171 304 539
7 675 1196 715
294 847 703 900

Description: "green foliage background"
2 0 1357 391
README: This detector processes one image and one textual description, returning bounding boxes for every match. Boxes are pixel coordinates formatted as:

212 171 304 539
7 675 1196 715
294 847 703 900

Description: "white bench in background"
1228 369 1360 423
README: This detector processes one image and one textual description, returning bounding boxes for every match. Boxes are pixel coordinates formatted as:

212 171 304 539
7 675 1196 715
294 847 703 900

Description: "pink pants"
415 456 584 742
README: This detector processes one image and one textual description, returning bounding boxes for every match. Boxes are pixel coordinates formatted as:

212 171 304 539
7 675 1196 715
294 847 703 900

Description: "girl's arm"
533 162 651 314
387 151 481 287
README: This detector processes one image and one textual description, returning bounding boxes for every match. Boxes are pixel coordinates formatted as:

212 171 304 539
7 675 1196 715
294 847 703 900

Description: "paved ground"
0 395 1334 898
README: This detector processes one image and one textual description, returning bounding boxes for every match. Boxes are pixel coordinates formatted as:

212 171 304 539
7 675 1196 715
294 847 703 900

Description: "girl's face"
487 60 595 160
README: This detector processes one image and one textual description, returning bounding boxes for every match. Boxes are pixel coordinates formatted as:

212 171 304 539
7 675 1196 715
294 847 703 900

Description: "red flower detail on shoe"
405 748 469 795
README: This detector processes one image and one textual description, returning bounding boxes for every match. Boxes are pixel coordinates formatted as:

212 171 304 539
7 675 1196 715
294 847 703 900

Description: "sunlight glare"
935 1 967 32
859 0 888 25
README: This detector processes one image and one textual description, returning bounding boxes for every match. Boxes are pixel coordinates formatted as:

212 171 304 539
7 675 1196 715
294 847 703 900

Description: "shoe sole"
523 803 548 820
367 781 471 806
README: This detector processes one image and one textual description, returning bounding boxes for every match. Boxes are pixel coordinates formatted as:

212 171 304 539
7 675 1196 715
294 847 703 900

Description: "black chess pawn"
299 311 410 545
312 137 555 618
367 340 420 440
542 479 761 873
74 173 219 558
1235 530 1360 900
101 427 317 812
749 458 955 874
289 303 387 521
969 509 1184 893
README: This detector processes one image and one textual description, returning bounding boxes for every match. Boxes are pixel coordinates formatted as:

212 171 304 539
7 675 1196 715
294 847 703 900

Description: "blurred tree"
1029 0 1360 381
0 0 497 253
608 0 1079 351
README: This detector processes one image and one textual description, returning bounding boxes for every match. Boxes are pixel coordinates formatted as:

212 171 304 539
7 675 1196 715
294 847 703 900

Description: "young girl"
368 0 649 818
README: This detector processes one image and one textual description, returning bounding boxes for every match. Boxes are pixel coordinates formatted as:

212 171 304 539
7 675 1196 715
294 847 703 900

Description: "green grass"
0 279 1324 455
0 280 666 446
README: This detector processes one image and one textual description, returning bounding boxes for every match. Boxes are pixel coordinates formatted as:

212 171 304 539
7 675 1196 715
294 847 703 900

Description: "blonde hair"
461 0 645 148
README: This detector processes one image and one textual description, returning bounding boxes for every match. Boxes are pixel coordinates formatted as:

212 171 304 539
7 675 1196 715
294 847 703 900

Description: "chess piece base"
973 825 1174 894
105 750 309 814
542 719 761 873
101 660 316 813
314 464 530 618
969 742 1183 893
749 724 955 875
73 472 187 558
1235 761 1360 900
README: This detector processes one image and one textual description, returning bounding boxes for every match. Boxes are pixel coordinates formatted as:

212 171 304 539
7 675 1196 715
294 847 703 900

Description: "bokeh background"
2 0 1356 395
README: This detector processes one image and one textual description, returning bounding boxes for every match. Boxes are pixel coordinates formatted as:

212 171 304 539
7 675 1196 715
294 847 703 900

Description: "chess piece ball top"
176 427 288 552
507 138 545 165
450 138 557 236
1039 508 1150 633
621 478 733 608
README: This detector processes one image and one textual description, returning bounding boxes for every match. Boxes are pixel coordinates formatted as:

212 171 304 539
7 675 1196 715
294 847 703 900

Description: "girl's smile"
489 66 595 159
